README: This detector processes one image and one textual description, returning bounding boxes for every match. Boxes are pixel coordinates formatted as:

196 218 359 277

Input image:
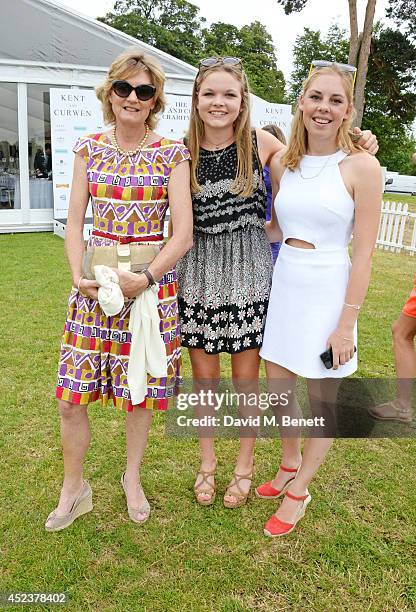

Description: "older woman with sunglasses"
46 47 193 531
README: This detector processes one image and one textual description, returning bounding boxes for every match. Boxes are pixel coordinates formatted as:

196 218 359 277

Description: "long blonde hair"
96 47 166 130
188 64 254 197
282 64 360 170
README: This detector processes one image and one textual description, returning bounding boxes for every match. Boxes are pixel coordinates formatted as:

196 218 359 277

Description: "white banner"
50 88 104 220
250 97 292 142
157 94 192 140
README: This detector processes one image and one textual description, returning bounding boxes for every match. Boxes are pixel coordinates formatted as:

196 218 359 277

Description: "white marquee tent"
0 0 292 234
0 0 197 233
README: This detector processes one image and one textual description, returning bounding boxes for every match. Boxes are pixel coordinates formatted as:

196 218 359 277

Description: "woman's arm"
116 160 193 299
65 154 99 299
265 153 284 243
328 153 382 369
351 127 379 156
256 128 286 168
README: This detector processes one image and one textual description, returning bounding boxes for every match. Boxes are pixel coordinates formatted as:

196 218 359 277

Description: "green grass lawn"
0 233 415 611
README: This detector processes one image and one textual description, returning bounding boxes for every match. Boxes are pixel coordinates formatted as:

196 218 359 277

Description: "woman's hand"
112 268 149 299
351 127 378 156
78 278 99 300
326 329 355 370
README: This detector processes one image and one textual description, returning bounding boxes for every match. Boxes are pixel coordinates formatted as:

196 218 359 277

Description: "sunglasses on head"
308 60 357 87
111 80 156 101
198 57 242 70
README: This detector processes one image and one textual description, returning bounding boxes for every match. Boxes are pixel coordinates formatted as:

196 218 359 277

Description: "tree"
100 3 285 102
203 21 286 102
289 25 349 101
366 27 416 124
365 25 416 174
276 0 377 126
386 0 416 40
202 22 241 60
99 0 205 66
290 25 416 173
364 116 416 175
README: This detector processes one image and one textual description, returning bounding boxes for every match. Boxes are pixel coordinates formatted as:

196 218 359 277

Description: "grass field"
0 233 415 611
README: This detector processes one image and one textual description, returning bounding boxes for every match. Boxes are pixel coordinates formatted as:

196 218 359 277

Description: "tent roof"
1 0 197 76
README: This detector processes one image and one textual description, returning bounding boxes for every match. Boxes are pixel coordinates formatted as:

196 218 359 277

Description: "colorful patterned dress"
56 133 190 411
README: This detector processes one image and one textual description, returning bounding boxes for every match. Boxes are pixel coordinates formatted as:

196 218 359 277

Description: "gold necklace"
203 136 234 150
111 124 149 157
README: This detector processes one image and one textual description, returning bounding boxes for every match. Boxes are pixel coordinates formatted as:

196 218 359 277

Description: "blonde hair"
187 64 254 197
262 123 287 145
282 64 360 170
96 47 166 130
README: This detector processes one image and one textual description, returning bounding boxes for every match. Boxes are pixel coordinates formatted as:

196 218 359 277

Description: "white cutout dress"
260 150 358 378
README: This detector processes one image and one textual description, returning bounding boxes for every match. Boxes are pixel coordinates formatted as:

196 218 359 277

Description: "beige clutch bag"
82 243 160 280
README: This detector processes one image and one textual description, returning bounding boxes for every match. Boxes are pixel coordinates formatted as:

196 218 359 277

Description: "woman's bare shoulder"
344 149 380 171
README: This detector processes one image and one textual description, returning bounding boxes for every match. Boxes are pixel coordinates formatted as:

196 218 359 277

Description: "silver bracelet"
344 302 360 311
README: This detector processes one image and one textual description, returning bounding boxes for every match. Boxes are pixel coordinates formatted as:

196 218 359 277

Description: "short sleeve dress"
177 132 273 354
55 132 191 411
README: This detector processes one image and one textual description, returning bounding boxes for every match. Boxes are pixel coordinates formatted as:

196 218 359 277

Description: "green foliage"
386 0 416 40
290 24 416 174
203 21 286 102
365 25 416 174
276 0 308 13
99 0 206 66
366 27 416 124
366 114 416 175
99 1 286 103
289 25 349 101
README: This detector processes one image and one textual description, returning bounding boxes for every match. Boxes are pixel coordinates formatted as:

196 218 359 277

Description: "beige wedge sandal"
45 481 93 532
121 472 151 524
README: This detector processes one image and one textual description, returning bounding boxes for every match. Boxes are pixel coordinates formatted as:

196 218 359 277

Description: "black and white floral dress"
177 133 273 354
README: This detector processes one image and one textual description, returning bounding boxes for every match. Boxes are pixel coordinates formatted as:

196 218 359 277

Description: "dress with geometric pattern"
55 132 190 411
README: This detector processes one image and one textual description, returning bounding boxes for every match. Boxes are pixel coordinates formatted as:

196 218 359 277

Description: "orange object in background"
402 277 416 318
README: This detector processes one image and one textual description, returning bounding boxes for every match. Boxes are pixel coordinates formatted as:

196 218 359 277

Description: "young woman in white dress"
257 64 382 536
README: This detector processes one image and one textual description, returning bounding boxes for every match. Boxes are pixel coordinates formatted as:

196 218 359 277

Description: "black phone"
320 346 357 369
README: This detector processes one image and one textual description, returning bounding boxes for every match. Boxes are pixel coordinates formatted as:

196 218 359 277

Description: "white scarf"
94 265 167 405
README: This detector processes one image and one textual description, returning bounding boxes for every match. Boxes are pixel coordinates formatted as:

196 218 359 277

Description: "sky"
55 0 392 81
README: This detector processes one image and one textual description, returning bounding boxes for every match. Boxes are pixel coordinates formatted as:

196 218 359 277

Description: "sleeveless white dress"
260 150 357 378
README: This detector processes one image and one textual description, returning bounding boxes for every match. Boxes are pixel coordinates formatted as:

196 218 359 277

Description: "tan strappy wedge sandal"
223 467 254 509
367 400 412 423
194 464 217 506
45 481 93 532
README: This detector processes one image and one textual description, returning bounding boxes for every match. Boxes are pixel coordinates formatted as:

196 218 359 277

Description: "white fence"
377 201 416 255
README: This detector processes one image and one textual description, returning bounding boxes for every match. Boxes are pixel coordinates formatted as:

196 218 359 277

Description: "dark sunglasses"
198 57 242 70
111 80 156 101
